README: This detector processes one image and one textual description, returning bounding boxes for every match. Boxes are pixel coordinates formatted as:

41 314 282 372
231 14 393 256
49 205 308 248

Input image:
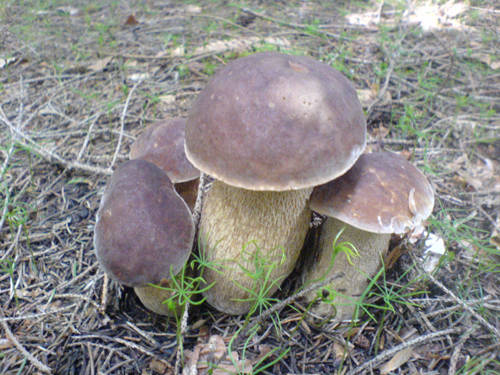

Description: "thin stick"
411 253 500 340
77 112 101 161
192 172 207 231
240 271 345 339
174 303 190 375
449 324 476 375
0 142 15 232
0 305 75 323
173 173 208 374
429 272 500 339
114 337 171 366
346 327 460 375
239 7 342 40
0 107 112 176
0 311 52 374
100 273 109 312
110 80 141 169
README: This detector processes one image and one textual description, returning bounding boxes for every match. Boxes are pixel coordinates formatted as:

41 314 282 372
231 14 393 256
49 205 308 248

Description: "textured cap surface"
94 159 194 286
185 52 366 191
130 118 200 183
310 152 435 234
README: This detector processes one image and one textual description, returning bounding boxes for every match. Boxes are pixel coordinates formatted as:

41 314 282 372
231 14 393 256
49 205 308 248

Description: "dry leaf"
185 5 202 13
333 342 350 361
183 334 254 375
125 14 139 26
379 347 413 374
128 72 149 82
150 358 169 374
371 123 390 140
384 244 407 270
421 233 446 273
353 334 370 349
471 53 500 70
356 88 391 108
0 56 26 69
213 359 252 375
158 95 176 105
170 37 290 57
0 338 13 350
205 335 226 361
57 6 81 16
88 56 113 72
346 12 380 27
182 347 201 375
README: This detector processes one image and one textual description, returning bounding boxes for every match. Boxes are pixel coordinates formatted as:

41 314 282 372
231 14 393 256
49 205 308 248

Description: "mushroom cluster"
93 52 434 321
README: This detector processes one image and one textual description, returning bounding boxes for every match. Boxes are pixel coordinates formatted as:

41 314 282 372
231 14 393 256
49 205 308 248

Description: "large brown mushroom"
94 159 194 315
302 152 435 320
130 118 200 210
185 52 366 314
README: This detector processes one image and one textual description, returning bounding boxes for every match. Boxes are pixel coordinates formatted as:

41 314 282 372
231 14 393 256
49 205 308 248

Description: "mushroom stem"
174 178 199 212
134 284 178 316
200 180 312 315
302 217 391 321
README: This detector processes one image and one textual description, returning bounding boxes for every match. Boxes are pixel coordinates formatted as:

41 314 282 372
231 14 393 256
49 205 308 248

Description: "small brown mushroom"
130 118 200 210
94 159 194 315
185 52 366 314
302 152 435 320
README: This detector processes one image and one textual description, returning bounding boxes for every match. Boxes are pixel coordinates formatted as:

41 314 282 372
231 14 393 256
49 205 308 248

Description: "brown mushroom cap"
94 159 194 286
130 118 200 184
310 152 435 234
185 52 366 191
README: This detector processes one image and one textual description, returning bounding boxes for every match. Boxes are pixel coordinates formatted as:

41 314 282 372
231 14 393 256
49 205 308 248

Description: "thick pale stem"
134 284 179 316
200 180 312 315
302 218 391 321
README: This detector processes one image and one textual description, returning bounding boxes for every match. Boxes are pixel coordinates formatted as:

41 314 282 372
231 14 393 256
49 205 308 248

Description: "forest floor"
0 1 499 374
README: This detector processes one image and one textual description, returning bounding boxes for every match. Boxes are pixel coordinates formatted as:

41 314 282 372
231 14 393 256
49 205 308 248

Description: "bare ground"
0 1 499 374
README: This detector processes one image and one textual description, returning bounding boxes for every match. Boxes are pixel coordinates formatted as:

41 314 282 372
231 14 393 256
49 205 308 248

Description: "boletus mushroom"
130 118 200 210
302 152 434 320
94 159 194 315
185 52 366 314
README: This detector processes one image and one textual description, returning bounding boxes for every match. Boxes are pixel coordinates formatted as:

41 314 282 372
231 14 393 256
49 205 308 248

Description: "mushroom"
94 159 194 315
185 52 366 314
130 118 200 210
302 152 435 320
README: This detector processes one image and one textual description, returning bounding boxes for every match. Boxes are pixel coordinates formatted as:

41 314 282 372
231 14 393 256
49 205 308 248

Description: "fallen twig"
239 271 345 339
110 79 142 169
346 327 461 375
0 106 112 176
449 324 477 375
0 310 52 374
411 253 500 341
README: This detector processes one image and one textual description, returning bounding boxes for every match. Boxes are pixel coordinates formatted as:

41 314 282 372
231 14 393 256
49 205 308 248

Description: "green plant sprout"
232 241 287 325
307 227 359 302
150 238 218 320
195 239 293 374
0 257 18 304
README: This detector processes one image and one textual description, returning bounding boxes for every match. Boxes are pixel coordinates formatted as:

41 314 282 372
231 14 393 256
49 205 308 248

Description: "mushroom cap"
94 159 194 286
185 52 366 191
130 118 200 183
310 152 435 234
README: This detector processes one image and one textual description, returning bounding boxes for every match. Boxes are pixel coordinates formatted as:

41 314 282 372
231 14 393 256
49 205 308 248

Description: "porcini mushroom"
302 152 435 320
185 52 366 314
94 159 194 315
130 118 200 210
